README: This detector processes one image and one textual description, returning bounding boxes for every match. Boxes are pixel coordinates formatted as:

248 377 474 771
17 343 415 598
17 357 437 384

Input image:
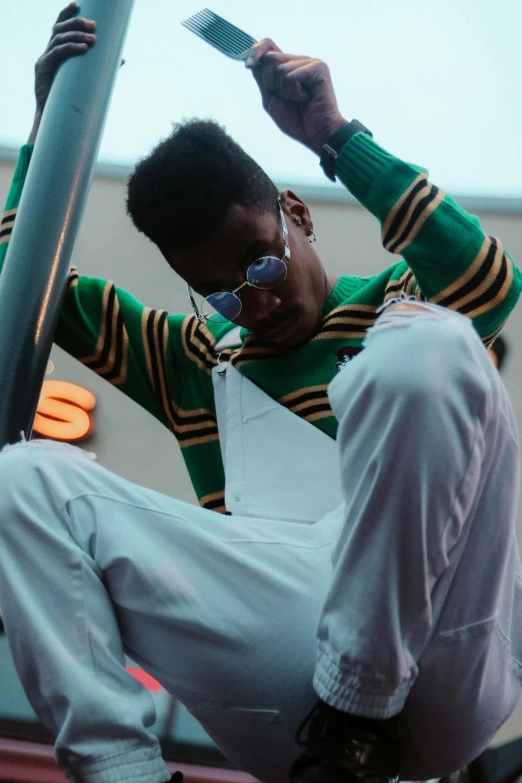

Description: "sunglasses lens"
202 292 242 322
247 256 287 289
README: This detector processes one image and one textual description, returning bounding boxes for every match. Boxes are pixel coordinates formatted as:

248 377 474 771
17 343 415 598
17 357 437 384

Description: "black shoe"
289 700 400 783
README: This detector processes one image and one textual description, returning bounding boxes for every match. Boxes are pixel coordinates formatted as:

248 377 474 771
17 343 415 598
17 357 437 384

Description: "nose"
243 287 283 329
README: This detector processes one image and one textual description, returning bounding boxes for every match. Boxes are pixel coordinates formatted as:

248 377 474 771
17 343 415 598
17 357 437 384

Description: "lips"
258 313 297 342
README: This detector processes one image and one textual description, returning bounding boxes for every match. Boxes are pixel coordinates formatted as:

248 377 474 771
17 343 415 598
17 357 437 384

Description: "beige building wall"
1 154 522 743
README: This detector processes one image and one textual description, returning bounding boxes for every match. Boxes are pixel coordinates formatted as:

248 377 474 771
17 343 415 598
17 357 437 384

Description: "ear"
280 189 313 234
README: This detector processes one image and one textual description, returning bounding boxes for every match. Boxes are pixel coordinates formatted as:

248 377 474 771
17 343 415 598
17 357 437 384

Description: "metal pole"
0 0 135 448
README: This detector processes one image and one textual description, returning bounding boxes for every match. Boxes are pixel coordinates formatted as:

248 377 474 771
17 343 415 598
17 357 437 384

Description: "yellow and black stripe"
143 307 219 447
316 303 379 341
382 174 445 255
199 489 227 514
278 384 332 424
181 315 217 374
0 208 16 245
79 280 128 385
431 236 512 320
412 281 425 301
383 269 416 302
482 319 507 350
230 334 281 369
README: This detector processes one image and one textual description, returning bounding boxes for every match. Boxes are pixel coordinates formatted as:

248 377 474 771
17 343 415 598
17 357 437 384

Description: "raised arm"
0 4 222 438
245 41 522 342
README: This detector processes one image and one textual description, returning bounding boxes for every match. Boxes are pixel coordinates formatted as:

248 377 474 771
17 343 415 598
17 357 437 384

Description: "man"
0 5 521 783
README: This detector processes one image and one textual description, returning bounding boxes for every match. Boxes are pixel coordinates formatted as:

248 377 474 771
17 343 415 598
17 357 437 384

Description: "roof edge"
1 144 521 214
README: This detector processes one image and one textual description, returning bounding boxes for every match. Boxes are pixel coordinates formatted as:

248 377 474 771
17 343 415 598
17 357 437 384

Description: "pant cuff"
314 653 411 719
64 744 170 783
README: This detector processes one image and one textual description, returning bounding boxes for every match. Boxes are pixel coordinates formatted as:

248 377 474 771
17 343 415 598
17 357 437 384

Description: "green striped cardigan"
1 135 520 513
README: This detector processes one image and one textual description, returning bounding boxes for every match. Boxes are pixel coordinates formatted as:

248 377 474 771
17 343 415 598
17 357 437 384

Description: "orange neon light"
33 380 96 442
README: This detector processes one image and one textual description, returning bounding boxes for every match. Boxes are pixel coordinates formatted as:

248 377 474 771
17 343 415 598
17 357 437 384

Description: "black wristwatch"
320 120 373 182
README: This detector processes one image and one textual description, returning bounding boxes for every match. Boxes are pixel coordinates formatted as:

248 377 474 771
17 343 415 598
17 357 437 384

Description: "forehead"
166 202 278 288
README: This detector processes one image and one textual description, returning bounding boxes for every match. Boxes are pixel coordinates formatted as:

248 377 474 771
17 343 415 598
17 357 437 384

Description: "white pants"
0 304 520 783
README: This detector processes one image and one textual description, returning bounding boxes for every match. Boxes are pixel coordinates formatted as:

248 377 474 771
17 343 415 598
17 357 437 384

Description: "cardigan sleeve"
334 133 522 345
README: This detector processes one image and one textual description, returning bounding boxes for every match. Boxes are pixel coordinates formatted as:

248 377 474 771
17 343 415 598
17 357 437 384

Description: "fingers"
265 56 320 97
52 15 97 40
39 39 94 69
246 48 302 105
42 14 97 63
45 29 96 52
35 10 96 108
33 3 97 115
52 2 97 44
273 58 330 102
248 50 328 107
50 3 96 52
244 37 282 67
54 2 78 26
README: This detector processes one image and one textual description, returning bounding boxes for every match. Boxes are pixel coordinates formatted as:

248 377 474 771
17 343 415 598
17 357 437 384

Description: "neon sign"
33 380 96 442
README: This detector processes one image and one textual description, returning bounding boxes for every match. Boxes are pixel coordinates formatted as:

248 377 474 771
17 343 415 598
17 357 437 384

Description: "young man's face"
165 190 333 349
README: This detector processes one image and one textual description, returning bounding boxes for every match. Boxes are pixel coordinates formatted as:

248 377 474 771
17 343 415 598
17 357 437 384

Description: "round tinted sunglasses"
187 198 290 324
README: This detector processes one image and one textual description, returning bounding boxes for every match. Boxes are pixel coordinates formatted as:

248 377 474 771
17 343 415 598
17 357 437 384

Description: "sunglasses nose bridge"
233 279 250 295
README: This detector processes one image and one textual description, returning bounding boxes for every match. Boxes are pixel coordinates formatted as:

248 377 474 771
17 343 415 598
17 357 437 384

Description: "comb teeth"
182 9 257 60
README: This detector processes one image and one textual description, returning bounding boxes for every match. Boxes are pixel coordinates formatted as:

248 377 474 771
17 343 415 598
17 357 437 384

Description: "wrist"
319 119 373 182
309 116 349 156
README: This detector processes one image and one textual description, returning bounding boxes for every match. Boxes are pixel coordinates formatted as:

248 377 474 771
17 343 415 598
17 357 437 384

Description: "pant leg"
0 440 332 783
314 305 522 778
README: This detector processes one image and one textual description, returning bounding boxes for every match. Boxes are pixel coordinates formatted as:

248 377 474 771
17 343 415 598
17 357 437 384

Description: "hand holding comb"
181 9 351 163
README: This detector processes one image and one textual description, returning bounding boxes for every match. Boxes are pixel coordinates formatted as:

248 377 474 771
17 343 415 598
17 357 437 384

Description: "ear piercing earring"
292 216 317 242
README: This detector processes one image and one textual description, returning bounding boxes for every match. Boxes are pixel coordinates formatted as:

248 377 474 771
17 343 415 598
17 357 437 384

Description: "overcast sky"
1 0 521 196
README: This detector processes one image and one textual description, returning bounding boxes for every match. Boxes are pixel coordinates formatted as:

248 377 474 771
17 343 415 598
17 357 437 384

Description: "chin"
263 319 316 350
279 331 309 350
264 335 301 351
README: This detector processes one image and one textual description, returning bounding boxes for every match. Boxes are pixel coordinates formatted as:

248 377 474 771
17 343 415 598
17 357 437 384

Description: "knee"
0 443 44 534
0 440 51 494
331 306 489 417
1 438 61 467
0 439 43 478
0 440 84 519
377 307 489 407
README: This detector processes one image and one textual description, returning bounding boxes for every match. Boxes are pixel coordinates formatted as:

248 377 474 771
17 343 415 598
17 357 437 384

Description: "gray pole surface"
0 0 134 448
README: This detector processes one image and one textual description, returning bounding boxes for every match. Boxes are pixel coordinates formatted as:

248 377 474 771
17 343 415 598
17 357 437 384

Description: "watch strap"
320 120 373 182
